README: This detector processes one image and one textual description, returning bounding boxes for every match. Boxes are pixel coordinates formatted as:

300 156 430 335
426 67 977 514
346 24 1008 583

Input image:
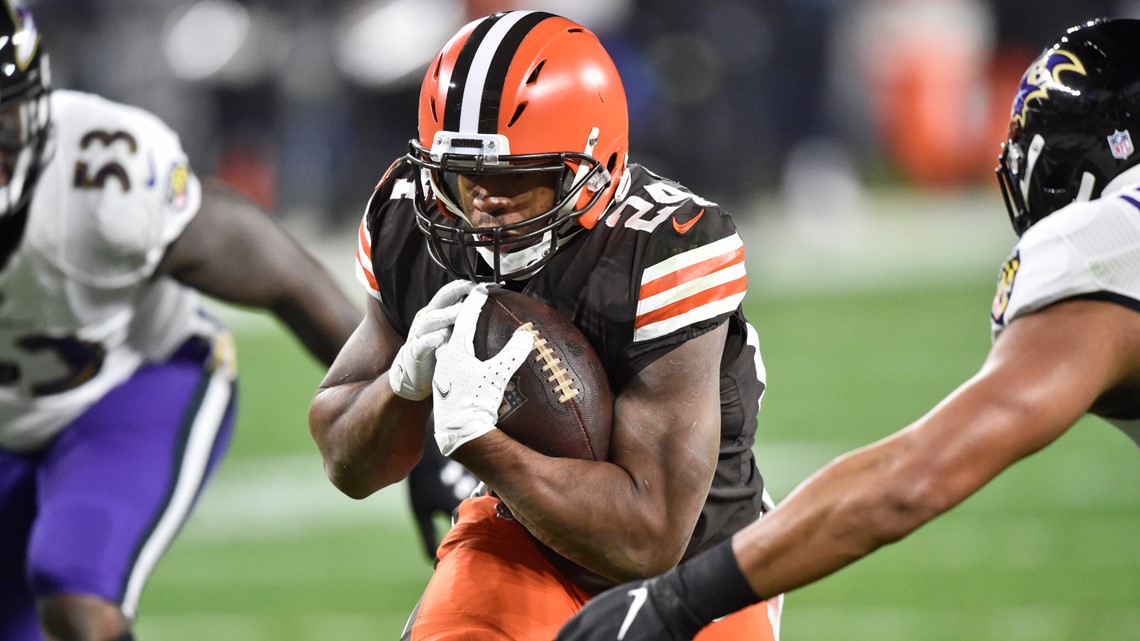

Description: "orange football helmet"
407 10 629 281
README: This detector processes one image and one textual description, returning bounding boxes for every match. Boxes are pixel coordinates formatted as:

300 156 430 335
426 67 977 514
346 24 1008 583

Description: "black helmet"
996 18 1140 236
0 0 50 218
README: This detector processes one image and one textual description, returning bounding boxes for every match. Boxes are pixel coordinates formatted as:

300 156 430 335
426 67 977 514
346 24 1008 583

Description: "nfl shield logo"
1108 129 1134 160
497 376 527 421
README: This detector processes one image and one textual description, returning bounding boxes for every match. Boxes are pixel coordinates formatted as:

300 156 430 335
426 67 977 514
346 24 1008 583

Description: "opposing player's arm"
450 322 726 582
556 297 1140 641
308 299 434 498
158 178 361 365
735 297 1140 599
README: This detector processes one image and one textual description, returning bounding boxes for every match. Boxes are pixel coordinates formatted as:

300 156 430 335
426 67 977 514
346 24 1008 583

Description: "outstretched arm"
556 298 1140 640
734 298 1140 599
158 178 361 366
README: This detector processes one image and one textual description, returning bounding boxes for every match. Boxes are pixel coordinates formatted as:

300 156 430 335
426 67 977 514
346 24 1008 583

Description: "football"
472 287 613 461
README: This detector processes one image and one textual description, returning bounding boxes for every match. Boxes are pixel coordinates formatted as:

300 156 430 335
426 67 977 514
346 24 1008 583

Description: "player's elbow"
308 402 407 499
609 523 691 581
324 461 389 500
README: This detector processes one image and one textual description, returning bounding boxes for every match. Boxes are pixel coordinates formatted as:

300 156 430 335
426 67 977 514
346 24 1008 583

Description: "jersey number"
603 182 707 232
0 335 107 396
72 130 137 191
5 129 137 395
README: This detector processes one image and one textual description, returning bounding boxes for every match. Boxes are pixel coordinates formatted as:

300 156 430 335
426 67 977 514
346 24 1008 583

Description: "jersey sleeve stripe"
354 215 381 300
640 234 744 285
634 283 747 342
639 244 745 299
636 270 746 329
633 233 747 341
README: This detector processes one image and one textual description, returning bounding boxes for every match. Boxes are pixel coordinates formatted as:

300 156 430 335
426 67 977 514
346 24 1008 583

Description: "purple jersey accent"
0 337 235 639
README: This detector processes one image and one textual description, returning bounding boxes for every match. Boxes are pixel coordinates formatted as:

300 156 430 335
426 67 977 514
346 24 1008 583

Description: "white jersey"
0 90 219 451
990 177 1140 446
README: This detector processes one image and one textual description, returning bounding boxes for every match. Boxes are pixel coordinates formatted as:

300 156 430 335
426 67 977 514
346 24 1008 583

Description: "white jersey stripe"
121 359 235 618
746 321 767 408
636 262 746 317
459 11 536 133
634 291 746 342
640 234 744 284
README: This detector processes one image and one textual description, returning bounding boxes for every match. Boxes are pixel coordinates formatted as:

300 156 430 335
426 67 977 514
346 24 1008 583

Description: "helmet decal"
996 19 1140 235
1010 50 1086 129
442 11 554 135
0 0 38 72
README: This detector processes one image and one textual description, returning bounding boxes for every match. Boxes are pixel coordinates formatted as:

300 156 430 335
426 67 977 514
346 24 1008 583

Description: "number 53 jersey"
0 90 212 452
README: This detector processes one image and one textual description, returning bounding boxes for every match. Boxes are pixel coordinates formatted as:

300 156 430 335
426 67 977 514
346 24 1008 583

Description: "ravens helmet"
996 18 1140 236
407 11 629 282
0 0 50 220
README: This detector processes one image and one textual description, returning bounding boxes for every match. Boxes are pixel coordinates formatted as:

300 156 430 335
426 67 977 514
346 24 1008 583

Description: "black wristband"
672 537 760 624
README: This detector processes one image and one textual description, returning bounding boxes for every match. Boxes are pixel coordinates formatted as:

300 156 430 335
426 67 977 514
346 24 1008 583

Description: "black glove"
554 539 758 641
407 422 478 560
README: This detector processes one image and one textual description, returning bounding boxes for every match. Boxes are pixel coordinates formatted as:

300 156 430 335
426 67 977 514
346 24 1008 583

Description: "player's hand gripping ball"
473 287 613 461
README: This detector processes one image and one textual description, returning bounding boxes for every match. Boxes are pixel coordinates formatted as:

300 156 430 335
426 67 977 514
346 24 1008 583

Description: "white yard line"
180 454 409 544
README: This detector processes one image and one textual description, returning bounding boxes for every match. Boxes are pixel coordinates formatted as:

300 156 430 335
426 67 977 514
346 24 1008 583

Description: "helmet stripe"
443 11 554 134
442 13 502 133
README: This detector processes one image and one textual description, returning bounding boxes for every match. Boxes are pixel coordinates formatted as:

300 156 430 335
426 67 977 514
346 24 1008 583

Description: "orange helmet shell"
416 11 629 229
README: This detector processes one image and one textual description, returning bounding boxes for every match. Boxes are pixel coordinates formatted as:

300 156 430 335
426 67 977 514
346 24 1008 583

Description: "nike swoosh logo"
617 586 648 640
434 381 452 399
671 208 704 234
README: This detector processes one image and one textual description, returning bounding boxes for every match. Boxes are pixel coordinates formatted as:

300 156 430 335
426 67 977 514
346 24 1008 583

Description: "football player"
308 10 782 641
0 1 364 640
554 17 1140 641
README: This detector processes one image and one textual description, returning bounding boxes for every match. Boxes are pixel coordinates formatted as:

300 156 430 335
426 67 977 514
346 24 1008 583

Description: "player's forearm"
309 379 430 498
732 432 944 599
453 431 695 581
272 290 361 366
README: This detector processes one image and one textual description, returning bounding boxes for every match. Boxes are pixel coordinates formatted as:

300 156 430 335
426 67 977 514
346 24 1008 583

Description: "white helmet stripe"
459 10 536 133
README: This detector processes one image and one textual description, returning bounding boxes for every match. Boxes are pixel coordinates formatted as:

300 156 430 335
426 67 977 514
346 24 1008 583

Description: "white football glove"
388 279 477 401
433 284 536 457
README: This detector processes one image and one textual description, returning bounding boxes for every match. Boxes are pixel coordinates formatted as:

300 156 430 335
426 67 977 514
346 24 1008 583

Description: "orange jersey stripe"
639 245 745 301
356 216 379 293
635 275 747 329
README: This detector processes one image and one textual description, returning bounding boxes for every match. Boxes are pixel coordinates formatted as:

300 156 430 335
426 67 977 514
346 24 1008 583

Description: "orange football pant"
403 496 780 641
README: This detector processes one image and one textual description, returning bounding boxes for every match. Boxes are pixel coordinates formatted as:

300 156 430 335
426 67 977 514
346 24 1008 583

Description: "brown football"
472 287 613 461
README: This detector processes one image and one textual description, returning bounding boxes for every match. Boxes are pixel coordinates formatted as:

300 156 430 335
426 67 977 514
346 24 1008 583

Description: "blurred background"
32 0 1140 224
25 1 1139 640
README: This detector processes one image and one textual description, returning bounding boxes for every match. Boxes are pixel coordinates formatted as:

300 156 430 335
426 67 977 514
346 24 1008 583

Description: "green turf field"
134 277 1139 641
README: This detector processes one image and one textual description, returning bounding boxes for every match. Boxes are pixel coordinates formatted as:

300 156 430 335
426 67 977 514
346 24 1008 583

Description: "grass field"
133 228 1138 640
